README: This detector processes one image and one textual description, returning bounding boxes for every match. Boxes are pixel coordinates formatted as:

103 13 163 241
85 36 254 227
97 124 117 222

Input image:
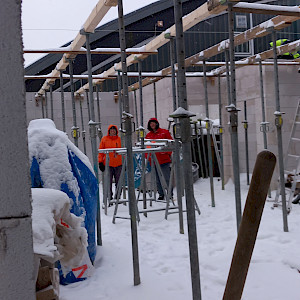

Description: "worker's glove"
99 162 105 172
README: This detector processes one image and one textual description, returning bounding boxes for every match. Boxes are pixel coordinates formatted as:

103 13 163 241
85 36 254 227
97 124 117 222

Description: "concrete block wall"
131 64 300 190
26 91 130 164
1 0 35 298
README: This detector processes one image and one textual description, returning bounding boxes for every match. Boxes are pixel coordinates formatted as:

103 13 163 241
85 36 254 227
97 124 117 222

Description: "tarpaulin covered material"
28 119 98 285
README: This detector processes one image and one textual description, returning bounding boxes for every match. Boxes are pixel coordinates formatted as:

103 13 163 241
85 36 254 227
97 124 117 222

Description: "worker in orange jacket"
98 125 122 199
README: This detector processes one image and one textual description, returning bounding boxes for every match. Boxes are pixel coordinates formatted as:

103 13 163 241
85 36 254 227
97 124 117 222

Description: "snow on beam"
74 0 233 95
184 14 300 66
24 47 158 55
210 38 300 76
232 3 300 17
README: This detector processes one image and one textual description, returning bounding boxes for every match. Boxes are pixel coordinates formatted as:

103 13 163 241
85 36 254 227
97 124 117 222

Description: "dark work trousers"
109 165 122 199
155 162 172 198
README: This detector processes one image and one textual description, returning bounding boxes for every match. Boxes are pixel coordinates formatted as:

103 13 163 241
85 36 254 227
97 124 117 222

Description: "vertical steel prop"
79 80 87 155
153 82 158 119
68 58 79 147
258 60 269 150
270 28 289 232
40 95 45 118
49 83 54 121
137 59 147 215
81 30 102 245
118 0 141 286
203 60 215 207
95 84 103 142
173 0 202 298
242 101 250 185
198 117 208 178
218 75 225 190
227 3 242 230
165 32 184 234
133 89 139 126
194 122 204 179
258 59 271 197
59 70 66 132
223 151 276 300
117 71 127 201
79 96 87 155
85 89 91 121
44 90 48 118
225 50 231 106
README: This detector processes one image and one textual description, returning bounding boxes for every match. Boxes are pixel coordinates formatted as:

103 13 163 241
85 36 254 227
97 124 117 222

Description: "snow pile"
28 119 98 283
28 119 93 215
31 188 87 268
60 175 300 300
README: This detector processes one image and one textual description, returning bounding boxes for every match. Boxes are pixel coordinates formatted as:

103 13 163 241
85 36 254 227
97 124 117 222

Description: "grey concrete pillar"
0 1 35 299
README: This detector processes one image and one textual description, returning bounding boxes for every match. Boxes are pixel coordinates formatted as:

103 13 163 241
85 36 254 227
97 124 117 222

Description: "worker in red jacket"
145 118 173 200
98 124 122 200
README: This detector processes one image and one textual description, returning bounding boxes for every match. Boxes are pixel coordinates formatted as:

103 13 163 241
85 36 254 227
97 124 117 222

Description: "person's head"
108 125 118 136
147 118 159 132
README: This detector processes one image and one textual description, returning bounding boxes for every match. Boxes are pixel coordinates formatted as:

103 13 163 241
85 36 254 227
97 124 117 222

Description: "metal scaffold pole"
227 3 242 231
118 0 141 286
270 28 289 232
95 84 103 143
173 0 202 299
258 59 271 198
166 32 184 234
44 90 48 118
133 89 139 126
138 59 147 216
82 30 102 245
258 60 269 150
40 95 45 118
59 70 66 132
68 58 79 147
218 75 225 190
243 101 250 185
49 83 54 121
153 82 158 119
203 60 215 207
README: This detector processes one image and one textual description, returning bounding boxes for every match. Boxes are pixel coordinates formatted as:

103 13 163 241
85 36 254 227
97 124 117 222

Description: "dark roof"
24 0 203 92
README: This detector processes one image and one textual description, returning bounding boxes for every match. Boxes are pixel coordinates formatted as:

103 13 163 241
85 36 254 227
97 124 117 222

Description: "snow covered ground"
60 175 300 300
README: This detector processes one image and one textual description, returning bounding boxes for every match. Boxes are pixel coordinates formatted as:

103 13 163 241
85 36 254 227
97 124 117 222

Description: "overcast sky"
21 0 158 66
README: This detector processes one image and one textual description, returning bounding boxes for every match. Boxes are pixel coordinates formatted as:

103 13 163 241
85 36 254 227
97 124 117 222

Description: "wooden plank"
232 3 300 17
185 14 300 66
24 49 158 55
211 39 300 76
125 16 300 91
74 0 231 95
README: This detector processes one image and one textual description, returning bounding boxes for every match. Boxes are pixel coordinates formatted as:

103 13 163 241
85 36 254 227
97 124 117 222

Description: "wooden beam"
38 0 117 95
74 0 230 95
184 13 300 67
126 14 300 92
210 39 300 76
24 49 158 55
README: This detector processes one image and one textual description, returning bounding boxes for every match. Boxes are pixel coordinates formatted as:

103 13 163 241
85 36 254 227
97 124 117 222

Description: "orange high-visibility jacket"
98 125 122 167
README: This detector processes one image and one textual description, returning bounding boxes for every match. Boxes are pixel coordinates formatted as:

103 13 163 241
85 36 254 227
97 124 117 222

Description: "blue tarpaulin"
30 150 98 285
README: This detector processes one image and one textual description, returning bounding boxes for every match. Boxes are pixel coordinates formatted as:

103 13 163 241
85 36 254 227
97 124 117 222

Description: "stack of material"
32 188 91 299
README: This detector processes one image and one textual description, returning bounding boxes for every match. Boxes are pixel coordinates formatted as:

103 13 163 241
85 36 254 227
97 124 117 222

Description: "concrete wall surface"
26 91 131 164
0 0 35 298
26 64 300 190
133 64 300 189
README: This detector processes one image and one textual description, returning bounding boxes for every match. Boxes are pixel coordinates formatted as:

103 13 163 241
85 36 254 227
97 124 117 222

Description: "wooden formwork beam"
37 0 117 94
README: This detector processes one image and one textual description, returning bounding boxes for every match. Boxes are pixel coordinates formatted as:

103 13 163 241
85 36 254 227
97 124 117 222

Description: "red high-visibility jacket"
145 121 173 165
98 125 122 167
